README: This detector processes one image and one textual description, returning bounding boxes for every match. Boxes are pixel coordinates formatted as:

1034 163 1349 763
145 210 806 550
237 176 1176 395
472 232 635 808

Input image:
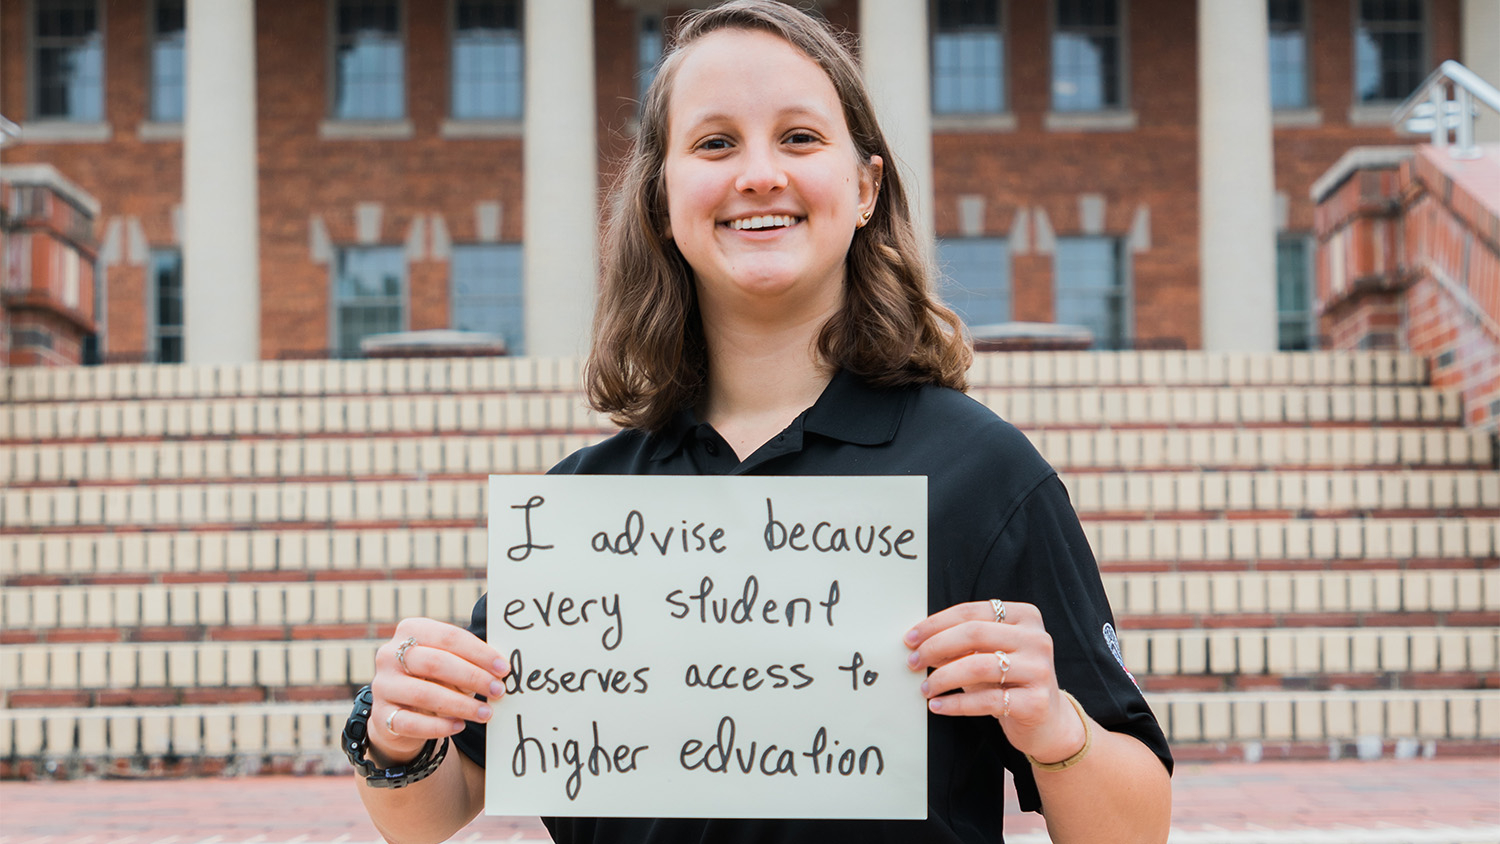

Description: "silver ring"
991 598 1007 624
995 650 1011 685
386 708 402 737
395 636 418 675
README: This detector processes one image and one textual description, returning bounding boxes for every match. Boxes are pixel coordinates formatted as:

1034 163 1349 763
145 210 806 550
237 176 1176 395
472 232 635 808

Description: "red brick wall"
0 0 1465 360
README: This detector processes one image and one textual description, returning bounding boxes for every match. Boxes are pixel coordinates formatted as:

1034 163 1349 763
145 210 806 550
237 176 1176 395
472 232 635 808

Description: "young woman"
352 3 1171 842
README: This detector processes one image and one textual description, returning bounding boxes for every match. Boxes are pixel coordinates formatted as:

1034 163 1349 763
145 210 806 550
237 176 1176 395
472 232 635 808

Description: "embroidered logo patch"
1103 622 1140 690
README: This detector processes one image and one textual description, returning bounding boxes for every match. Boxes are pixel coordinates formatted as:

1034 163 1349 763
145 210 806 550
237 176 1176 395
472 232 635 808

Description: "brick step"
5 520 1495 582
5 572 1494 636
5 471 1496 532
6 427 1490 487
0 352 1429 405
0 385 1466 444
0 688 1491 762
3 629 1494 700
1137 670 1499 693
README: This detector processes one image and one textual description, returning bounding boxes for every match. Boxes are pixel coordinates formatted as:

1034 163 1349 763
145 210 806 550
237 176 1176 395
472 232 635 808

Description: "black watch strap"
343 684 450 789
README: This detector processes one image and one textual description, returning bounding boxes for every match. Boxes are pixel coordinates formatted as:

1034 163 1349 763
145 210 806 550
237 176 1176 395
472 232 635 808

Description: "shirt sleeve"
451 592 490 769
977 474 1172 812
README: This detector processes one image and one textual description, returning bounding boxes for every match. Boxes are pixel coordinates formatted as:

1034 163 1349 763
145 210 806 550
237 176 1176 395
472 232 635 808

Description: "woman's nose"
734 144 788 194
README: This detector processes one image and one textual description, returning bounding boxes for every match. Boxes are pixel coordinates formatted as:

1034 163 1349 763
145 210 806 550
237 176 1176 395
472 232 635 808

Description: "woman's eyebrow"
678 103 835 132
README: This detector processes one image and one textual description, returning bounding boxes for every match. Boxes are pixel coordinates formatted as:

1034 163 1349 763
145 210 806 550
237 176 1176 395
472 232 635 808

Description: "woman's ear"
859 154 884 219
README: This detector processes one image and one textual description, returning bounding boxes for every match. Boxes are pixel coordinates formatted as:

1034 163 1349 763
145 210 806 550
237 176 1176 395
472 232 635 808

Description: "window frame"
928 0 1009 119
1047 0 1129 115
449 242 526 355
324 0 410 129
28 0 107 127
1053 235 1133 351
637 11 664 110
1275 233 1318 351
1350 0 1430 110
147 247 185 364
447 0 524 125
1268 0 1312 112
936 236 1012 331
330 245 409 359
146 0 186 126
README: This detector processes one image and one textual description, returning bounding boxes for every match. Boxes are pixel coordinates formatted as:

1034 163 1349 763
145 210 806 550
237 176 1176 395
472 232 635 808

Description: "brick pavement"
0 758 1495 843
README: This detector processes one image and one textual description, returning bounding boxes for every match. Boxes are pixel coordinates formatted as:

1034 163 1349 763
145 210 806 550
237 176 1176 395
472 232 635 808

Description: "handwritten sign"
485 475 927 819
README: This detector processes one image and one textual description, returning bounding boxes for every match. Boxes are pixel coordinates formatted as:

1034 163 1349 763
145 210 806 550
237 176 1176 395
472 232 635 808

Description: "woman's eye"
786 132 820 145
697 137 731 151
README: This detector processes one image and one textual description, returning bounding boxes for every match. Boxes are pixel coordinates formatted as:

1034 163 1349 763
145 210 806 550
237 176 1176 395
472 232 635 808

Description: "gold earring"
858 210 872 226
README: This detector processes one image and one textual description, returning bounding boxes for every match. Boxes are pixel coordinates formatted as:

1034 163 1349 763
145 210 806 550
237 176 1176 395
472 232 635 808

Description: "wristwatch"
343 684 450 788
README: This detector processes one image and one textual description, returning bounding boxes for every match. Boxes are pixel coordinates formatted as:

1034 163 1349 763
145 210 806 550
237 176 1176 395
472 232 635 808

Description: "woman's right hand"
367 617 510 765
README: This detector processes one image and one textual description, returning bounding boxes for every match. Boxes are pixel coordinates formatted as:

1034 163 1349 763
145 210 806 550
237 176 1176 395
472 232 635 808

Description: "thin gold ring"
1003 688 1011 718
386 708 402 737
990 598 1007 624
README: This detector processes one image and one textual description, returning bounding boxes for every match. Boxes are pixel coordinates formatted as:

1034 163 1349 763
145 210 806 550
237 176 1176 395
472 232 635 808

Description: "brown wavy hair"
586 0 971 433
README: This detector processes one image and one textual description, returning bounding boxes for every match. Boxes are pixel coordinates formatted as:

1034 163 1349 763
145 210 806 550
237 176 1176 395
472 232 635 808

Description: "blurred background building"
1 0 1494 367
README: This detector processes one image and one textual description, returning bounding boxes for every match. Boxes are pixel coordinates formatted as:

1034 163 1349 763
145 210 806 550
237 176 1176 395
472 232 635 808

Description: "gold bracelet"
1025 691 1093 772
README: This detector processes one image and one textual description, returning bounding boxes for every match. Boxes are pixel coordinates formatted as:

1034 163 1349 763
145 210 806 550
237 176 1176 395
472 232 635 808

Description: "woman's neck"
698 301 836 462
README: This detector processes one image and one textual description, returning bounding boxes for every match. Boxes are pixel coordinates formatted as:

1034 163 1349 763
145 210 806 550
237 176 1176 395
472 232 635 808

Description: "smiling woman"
352 3 1171 843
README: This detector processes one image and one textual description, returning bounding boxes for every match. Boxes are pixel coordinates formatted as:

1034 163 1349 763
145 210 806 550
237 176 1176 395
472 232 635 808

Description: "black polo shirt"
455 370 1171 843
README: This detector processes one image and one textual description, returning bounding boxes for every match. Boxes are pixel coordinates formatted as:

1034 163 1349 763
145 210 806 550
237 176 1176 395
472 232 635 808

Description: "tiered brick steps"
1 351 1496 778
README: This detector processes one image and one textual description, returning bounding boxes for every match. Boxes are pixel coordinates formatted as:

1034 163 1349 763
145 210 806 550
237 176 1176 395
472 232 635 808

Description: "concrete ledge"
1309 145 1414 202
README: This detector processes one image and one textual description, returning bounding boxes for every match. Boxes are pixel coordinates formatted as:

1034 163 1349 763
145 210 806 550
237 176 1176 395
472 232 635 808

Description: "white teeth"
727 214 797 230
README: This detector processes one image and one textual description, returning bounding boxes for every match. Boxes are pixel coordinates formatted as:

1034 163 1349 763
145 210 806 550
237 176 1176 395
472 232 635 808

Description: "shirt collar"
648 369 907 461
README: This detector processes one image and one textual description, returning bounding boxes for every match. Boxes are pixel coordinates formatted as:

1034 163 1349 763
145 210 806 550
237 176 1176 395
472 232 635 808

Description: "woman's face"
662 28 881 322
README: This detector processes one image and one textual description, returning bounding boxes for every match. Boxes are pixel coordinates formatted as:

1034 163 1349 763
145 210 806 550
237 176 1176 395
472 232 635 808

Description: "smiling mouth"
724 214 802 231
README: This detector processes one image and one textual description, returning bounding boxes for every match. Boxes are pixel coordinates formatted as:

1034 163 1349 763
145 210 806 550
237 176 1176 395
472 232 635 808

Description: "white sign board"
485 475 927 819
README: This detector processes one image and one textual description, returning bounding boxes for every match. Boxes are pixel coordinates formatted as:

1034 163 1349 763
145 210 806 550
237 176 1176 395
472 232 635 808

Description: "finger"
925 685 1046 719
392 617 509 680
389 641 506 700
903 600 1042 649
381 704 468 742
921 649 1045 699
373 672 495 725
908 618 1047 672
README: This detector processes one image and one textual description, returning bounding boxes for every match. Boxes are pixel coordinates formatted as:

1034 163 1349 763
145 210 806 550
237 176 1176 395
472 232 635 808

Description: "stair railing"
1392 60 1500 159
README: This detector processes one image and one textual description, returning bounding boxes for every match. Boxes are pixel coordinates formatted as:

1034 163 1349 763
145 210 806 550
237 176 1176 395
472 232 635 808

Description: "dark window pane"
334 246 406 356
452 0 522 119
1356 0 1426 102
937 238 1011 328
334 0 404 120
33 2 103 121
1055 237 1127 349
1276 237 1313 351
159 334 184 364
152 0 187 122
450 244 524 354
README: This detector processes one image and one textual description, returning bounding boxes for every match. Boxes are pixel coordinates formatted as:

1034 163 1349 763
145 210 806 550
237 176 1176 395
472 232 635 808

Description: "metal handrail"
1392 60 1500 159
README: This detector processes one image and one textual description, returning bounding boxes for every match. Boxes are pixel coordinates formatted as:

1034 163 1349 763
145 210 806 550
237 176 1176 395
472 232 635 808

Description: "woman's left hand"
904 599 1088 766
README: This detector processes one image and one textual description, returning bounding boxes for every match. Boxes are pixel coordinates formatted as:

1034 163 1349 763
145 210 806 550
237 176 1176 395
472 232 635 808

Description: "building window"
150 0 185 122
1052 0 1123 112
333 0 404 120
32 0 103 121
1055 236 1129 349
451 244 524 354
1355 0 1425 103
333 246 405 357
1268 0 1308 109
931 0 1004 115
451 0 522 120
149 249 184 363
638 13 665 107
1276 236 1315 351
937 238 1010 328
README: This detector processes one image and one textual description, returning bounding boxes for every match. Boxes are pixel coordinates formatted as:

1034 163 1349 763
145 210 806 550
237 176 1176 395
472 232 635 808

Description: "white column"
523 0 597 358
859 0 935 258
1198 0 1277 352
182 0 260 363
1463 0 1500 143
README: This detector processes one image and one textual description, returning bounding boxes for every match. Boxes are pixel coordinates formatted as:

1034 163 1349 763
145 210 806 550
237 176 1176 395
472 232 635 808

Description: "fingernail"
928 698 943 712
907 651 920 668
920 681 930 696
494 658 509 676
489 680 504 697
903 629 920 645
476 705 493 722
451 720 466 732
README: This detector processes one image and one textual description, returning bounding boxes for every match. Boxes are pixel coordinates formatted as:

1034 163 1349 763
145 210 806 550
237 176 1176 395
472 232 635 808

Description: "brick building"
0 0 1493 365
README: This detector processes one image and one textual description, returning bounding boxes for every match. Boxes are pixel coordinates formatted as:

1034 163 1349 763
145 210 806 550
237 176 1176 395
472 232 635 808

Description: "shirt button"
704 441 719 456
